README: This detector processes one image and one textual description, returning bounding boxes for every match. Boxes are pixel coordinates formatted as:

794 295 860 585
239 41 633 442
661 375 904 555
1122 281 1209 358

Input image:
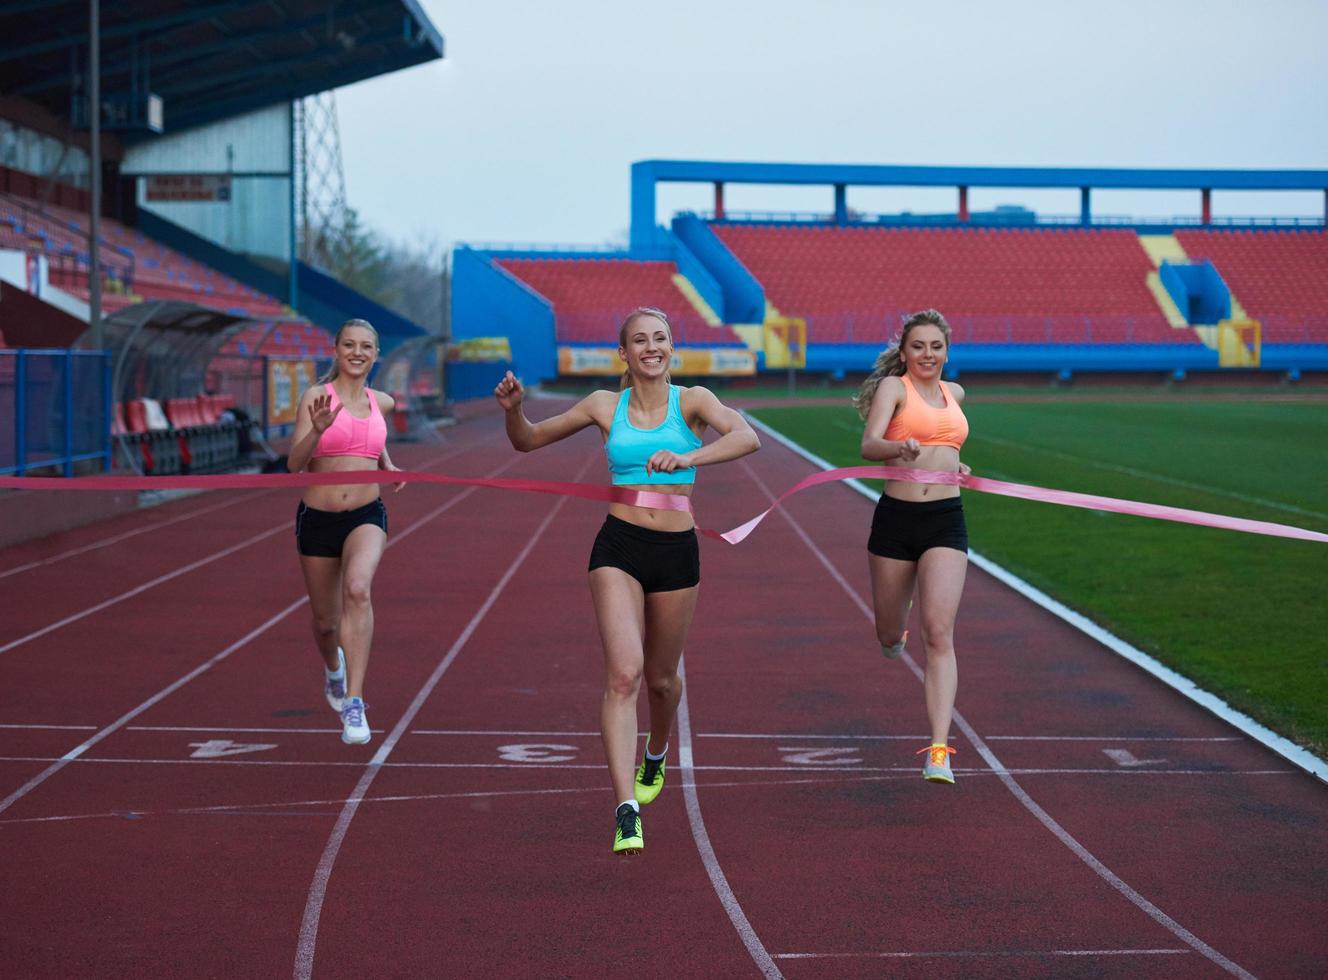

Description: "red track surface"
1 402 1325 979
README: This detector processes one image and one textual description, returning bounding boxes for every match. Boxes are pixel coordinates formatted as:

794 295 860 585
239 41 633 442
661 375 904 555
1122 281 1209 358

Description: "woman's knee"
920 619 954 656
342 578 372 608
875 621 907 648
644 669 680 701
312 615 338 639
605 665 643 700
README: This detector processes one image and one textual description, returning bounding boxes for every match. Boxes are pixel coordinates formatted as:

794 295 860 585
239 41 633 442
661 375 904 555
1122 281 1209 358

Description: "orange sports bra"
311 384 387 461
883 374 969 450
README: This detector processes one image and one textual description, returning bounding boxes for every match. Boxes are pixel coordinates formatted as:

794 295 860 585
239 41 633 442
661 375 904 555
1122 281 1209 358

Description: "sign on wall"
267 359 316 427
557 346 755 377
144 174 233 203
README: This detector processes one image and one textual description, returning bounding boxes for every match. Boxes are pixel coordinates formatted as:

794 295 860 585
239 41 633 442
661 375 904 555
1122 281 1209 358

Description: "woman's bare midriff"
303 456 382 511
608 484 696 531
883 444 962 502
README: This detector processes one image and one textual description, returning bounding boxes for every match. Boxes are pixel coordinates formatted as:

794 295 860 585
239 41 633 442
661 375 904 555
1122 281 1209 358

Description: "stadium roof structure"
0 1 443 138
631 160 1328 247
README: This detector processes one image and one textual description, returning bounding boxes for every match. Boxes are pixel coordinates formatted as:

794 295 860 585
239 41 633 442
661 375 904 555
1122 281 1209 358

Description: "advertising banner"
267 358 316 427
145 174 233 202
557 347 755 377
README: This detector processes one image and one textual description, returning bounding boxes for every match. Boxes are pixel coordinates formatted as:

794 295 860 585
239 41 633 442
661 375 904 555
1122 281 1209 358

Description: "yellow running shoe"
613 803 643 855
918 743 956 784
634 750 667 805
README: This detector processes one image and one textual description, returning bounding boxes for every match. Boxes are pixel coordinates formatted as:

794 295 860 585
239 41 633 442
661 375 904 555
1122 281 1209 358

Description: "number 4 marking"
778 746 862 766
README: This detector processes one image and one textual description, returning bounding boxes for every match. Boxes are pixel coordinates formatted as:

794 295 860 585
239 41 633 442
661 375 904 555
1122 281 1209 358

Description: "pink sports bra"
311 384 387 461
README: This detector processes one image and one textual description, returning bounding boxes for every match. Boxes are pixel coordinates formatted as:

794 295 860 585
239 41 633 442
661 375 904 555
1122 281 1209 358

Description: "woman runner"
288 318 402 745
494 307 760 853
855 309 971 784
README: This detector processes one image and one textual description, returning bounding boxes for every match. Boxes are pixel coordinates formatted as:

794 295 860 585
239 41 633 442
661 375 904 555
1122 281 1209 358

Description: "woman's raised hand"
494 370 524 411
309 393 343 433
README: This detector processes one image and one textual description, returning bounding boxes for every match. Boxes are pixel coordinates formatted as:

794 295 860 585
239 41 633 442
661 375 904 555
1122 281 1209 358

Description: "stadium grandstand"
1 1 444 480
452 159 1328 383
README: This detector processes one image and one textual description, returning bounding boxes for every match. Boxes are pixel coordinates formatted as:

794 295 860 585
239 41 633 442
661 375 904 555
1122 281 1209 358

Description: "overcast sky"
335 0 1328 250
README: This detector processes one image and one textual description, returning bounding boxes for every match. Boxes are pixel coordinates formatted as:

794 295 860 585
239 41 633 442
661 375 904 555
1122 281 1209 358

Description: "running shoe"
918 743 955 784
635 750 667 805
881 629 908 660
325 647 347 713
341 697 371 745
613 803 643 855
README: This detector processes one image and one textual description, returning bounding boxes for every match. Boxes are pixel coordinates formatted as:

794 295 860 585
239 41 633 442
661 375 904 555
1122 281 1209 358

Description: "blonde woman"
494 307 759 853
855 309 971 784
288 319 401 745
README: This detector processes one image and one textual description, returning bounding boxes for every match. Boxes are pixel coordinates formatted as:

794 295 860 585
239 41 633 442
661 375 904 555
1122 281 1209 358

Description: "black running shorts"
867 496 968 562
295 498 388 558
588 514 700 593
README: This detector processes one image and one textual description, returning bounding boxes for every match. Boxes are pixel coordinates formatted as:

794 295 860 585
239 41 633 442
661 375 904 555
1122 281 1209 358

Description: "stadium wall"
451 247 556 380
121 103 293 263
671 213 765 323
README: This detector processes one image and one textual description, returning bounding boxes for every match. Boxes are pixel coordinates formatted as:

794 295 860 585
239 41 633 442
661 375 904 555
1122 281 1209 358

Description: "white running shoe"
341 697 370 745
324 647 347 713
918 743 955 784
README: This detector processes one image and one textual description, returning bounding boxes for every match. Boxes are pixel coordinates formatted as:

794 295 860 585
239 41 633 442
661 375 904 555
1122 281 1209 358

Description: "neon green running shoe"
635 751 667 805
613 803 643 855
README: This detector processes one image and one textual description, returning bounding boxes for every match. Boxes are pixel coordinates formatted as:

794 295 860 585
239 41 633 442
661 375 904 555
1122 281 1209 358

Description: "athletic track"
1 398 1324 979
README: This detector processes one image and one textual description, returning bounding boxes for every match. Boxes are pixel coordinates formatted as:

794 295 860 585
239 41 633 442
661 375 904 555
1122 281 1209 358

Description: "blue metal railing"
1 348 112 476
701 210 1325 229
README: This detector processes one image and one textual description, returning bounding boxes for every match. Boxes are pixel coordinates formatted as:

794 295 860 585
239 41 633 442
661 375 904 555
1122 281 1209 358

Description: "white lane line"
0 454 524 818
746 415 1328 784
967 551 1328 782
0 756 1297 777
0 443 484 657
676 657 783 979
126 726 343 734
0 723 1244 743
737 455 1257 980
968 431 1328 521
0 490 267 581
775 948 1189 960
0 600 308 817
0 524 289 655
985 735 1241 742
293 460 585 980
0 771 938 829
0 724 99 731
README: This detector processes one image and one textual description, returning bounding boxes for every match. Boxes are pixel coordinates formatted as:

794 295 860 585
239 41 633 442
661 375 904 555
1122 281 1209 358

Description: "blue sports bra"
605 385 703 486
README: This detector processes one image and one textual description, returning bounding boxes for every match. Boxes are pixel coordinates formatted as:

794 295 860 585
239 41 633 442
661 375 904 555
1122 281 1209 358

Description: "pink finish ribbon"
0 469 691 513
695 465 1328 546
2 466 1324 546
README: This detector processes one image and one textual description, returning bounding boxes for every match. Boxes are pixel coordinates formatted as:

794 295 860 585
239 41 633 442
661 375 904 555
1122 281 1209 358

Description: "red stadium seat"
1175 230 1328 342
711 223 1190 345
495 257 745 346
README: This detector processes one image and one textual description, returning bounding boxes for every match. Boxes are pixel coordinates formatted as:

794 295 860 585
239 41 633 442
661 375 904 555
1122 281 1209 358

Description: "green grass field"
749 397 1328 757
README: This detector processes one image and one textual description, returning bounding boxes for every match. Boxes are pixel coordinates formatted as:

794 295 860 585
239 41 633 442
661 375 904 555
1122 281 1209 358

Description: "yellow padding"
670 274 722 326
1217 319 1261 368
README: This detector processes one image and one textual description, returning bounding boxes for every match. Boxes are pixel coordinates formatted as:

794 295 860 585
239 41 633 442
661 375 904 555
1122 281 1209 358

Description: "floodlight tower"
295 91 352 274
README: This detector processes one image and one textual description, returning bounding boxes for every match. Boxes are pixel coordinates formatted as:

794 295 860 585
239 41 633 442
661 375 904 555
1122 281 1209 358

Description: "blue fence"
1 349 112 476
